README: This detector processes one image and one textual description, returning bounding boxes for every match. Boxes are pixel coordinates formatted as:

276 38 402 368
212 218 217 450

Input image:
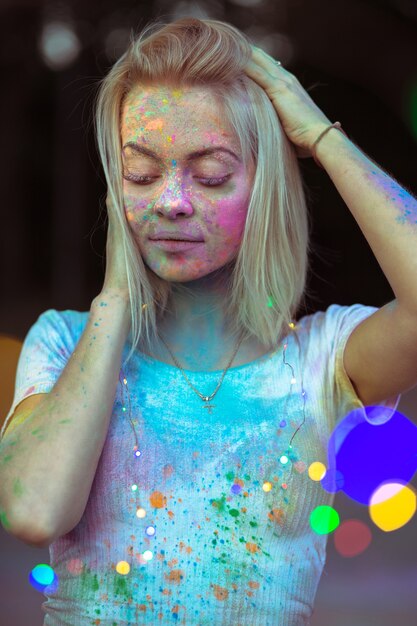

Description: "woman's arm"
0 290 130 547
315 128 417 314
245 46 417 405
314 129 417 405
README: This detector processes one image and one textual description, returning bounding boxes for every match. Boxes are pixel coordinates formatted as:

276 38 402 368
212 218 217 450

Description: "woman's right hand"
101 191 130 299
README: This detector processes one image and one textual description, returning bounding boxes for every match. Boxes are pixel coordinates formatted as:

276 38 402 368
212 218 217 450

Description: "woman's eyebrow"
122 142 241 163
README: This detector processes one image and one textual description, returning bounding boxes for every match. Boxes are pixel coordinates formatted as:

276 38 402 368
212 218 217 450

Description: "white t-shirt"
2 303 400 625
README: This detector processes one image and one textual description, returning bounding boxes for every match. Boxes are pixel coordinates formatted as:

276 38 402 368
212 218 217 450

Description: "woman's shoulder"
296 302 378 327
35 307 89 323
293 302 379 349
26 308 90 348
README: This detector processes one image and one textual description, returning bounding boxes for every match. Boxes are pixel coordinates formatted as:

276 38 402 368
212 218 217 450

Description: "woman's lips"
149 239 204 251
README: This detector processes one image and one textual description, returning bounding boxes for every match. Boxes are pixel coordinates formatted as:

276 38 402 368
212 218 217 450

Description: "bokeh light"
369 482 416 532
246 26 297 66
310 505 340 535
116 560 130 575
39 20 81 70
29 564 58 593
321 407 417 505
334 519 372 557
104 27 130 61
231 482 242 494
308 461 327 481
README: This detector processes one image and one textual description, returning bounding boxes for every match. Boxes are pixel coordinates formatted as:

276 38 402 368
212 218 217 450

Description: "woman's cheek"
123 192 150 227
215 198 248 242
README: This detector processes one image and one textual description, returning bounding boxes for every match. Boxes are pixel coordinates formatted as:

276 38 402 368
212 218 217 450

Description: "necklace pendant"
203 402 215 413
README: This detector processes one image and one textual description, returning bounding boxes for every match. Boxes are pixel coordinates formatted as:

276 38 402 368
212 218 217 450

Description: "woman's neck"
138 268 273 370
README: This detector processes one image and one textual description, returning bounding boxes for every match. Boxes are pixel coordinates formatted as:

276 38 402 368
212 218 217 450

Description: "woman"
1 16 416 626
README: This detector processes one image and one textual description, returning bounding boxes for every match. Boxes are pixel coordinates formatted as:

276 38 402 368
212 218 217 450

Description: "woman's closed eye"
123 173 233 187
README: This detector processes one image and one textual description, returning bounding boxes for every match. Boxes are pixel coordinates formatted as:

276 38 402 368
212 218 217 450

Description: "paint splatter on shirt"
2 304 400 625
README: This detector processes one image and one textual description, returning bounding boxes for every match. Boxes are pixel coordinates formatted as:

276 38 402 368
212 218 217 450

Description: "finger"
244 57 266 79
251 45 282 69
250 45 294 79
244 59 281 88
244 57 286 94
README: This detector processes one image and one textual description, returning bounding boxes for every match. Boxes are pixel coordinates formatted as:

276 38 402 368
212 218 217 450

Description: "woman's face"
120 85 255 283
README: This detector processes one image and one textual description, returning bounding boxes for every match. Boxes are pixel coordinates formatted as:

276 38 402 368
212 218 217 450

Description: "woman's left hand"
244 45 333 159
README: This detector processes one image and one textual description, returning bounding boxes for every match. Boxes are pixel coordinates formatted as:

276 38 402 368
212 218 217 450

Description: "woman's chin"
142 262 208 283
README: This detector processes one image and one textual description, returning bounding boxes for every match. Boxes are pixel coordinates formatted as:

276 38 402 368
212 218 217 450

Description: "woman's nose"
153 178 194 218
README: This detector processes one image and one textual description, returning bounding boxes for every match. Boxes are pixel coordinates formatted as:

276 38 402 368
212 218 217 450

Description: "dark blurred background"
1 0 417 624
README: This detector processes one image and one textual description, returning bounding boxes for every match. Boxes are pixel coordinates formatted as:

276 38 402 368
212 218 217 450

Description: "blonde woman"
1 16 417 626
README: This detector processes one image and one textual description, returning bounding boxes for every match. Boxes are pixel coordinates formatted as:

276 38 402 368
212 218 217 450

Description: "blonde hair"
94 16 312 367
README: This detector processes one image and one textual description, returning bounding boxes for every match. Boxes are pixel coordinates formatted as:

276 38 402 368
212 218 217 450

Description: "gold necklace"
156 330 245 413
119 320 306 461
